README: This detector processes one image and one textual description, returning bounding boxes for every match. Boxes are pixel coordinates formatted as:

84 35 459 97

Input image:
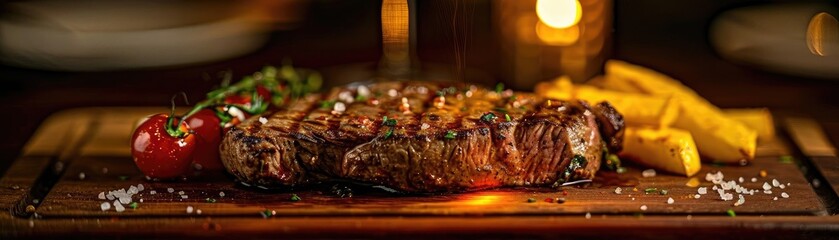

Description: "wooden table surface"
2 1 839 238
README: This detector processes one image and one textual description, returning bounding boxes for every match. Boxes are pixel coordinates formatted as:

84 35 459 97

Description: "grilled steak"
220 81 623 193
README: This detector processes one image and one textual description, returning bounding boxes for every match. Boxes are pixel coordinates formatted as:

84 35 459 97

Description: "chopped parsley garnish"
320 100 336 109
129 202 139 209
660 189 669 195
382 116 397 126
505 114 512 122
205 198 217 203
526 198 536 203
644 188 659 194
383 128 394 139
495 83 505 94
727 209 736 217
290 193 301 202
480 112 497 123
355 94 367 102
445 130 457 139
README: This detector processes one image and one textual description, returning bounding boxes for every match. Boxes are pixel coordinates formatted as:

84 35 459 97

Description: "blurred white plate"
0 0 273 71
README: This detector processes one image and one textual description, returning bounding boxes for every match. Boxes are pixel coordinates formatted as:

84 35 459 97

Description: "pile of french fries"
536 60 774 177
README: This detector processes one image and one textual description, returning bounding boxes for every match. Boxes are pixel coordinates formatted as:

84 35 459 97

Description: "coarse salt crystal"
167 188 174 193
119 197 131 205
694 194 701 199
100 202 111 211
338 91 354 103
128 186 138 194
114 201 125 212
585 212 591 219
421 123 430 130
150 190 157 195
388 89 398 97
779 184 785 189
137 184 144 192
640 205 648 211
781 192 789 198
772 179 780 187
181 195 188 199
667 197 674 204
738 177 744 183
773 197 778 201
178 191 185 195
614 187 622 194
219 191 226 197
642 169 656 178
357 86 371 97
712 185 718 191
186 206 194 214
751 178 757 182
764 190 773 194
698 187 707 195
333 102 346 112
98 192 106 200
106 194 115 201
763 182 772 190
259 117 268 124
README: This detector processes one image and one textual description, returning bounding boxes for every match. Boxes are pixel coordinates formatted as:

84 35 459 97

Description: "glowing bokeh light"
536 0 582 29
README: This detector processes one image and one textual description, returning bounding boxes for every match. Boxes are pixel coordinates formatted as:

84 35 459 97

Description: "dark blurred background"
1 0 838 174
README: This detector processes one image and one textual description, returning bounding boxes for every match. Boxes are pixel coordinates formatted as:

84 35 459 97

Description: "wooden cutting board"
2 107 838 238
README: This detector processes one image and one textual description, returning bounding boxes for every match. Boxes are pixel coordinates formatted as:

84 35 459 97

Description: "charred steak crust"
220 81 624 193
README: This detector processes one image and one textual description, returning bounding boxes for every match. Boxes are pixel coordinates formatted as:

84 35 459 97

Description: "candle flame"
536 0 582 29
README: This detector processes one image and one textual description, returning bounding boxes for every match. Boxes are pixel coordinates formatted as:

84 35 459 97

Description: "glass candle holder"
494 0 612 89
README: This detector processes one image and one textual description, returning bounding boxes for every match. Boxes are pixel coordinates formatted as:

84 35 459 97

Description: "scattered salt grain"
186 206 194 214
772 179 780 187
128 186 139 194
614 187 622 194
79 172 86 180
764 190 773 194
585 212 591 219
779 184 786 189
167 188 174 193
733 194 745 206
196 209 202 215
694 194 701 199
119 197 131 205
640 205 648 211
137 184 144 192
738 177 744 183
178 191 185 195
781 192 789 198
388 89 398 97
139 199 144 203
150 190 157 195
106 194 115 200
632 197 636 201
98 192 106 200
712 185 718 191
100 202 111 211
773 197 778 201
751 178 757 183
762 182 771 190
667 197 674 204
219 191 226 197
114 201 125 212
181 195 188 199
698 187 707 195
258 117 268 124
641 169 657 178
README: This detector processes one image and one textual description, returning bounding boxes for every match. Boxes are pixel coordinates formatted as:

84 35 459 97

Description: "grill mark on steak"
220 81 624 193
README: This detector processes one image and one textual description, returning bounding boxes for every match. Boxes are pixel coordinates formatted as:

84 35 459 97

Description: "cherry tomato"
185 109 224 171
256 86 272 103
223 94 251 105
131 114 195 179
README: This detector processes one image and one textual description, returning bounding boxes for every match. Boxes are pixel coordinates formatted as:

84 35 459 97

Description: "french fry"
723 108 776 142
537 76 679 128
603 60 757 163
575 85 678 128
620 127 701 177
